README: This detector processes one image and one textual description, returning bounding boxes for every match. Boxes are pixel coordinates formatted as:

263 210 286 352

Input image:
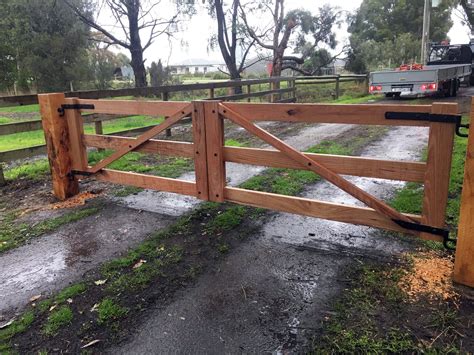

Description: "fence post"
364 74 370 95
162 91 172 137
94 118 105 152
0 163 5 186
38 93 79 200
334 75 340 100
203 101 225 202
454 102 474 287
247 85 252 102
209 88 215 99
192 101 209 201
420 102 457 241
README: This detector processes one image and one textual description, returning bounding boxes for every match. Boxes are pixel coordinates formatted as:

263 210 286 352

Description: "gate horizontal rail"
37 93 474 288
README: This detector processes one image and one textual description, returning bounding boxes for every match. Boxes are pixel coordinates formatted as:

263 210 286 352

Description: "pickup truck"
369 43 473 98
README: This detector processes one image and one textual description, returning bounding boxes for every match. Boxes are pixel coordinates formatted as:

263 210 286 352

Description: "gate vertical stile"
192 101 210 200
38 93 79 200
64 97 88 173
454 98 474 288
420 102 458 241
203 101 226 202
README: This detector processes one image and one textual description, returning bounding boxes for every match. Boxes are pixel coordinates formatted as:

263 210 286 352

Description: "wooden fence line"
0 74 368 185
0 75 367 107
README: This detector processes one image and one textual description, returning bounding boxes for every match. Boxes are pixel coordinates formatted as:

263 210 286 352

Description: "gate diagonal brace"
219 103 419 227
385 111 468 138
85 104 193 175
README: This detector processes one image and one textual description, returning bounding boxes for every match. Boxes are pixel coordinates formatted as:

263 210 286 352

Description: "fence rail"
0 74 368 185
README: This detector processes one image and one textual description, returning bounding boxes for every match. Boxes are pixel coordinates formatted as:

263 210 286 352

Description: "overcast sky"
99 1 472 66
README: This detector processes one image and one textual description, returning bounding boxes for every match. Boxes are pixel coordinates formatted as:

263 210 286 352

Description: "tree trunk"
128 4 147 88
130 47 147 88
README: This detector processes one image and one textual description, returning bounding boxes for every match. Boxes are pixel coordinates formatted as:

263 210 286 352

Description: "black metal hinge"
392 219 456 250
58 104 95 117
67 170 95 180
385 112 469 138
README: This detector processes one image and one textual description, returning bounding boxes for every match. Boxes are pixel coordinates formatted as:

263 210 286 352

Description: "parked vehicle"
369 43 474 98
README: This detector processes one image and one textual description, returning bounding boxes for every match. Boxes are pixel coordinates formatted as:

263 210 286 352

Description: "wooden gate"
38 93 473 287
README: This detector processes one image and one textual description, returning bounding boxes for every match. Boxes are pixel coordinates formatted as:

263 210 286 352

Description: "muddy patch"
0 202 176 317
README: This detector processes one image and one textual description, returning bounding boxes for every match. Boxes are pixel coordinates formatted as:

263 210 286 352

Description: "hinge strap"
58 104 95 116
392 219 456 250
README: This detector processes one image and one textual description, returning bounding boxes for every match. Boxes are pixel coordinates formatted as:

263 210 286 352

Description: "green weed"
97 298 128 324
43 306 73 336
55 283 87 303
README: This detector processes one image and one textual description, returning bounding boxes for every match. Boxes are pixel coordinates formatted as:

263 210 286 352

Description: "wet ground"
0 122 353 318
108 126 427 353
0 94 460 351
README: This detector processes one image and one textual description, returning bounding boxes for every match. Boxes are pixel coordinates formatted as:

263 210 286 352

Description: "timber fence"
0 74 368 185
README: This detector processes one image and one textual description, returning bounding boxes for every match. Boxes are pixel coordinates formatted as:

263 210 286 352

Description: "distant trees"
0 0 91 93
149 60 170 87
346 0 456 73
66 0 194 88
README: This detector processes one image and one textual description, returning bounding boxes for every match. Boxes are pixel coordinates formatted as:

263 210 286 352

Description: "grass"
97 298 128 324
43 306 73 336
0 104 39 113
0 115 164 152
55 283 87 303
5 148 193 182
390 122 468 248
315 261 465 353
0 311 35 350
240 132 386 196
0 205 102 253
331 94 384 104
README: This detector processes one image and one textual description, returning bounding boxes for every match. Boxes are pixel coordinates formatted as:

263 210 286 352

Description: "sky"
98 1 472 66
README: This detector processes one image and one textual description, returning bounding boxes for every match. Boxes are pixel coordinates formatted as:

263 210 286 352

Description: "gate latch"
58 104 95 117
385 112 468 138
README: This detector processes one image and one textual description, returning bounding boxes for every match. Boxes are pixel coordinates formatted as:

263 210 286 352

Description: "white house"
169 59 227 75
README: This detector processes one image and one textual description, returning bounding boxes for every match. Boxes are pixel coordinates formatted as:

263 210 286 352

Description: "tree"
205 0 255 81
346 0 456 73
149 59 169 86
458 0 474 32
88 34 124 90
2 0 91 92
240 1 339 77
66 0 193 88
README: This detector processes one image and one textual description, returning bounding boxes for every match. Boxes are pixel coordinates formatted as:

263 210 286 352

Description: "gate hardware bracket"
68 170 95 180
385 112 468 138
392 219 456 250
58 104 95 117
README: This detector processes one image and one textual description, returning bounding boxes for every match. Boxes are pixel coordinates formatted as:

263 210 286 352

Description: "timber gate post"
420 103 457 241
454 100 474 287
38 93 84 201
